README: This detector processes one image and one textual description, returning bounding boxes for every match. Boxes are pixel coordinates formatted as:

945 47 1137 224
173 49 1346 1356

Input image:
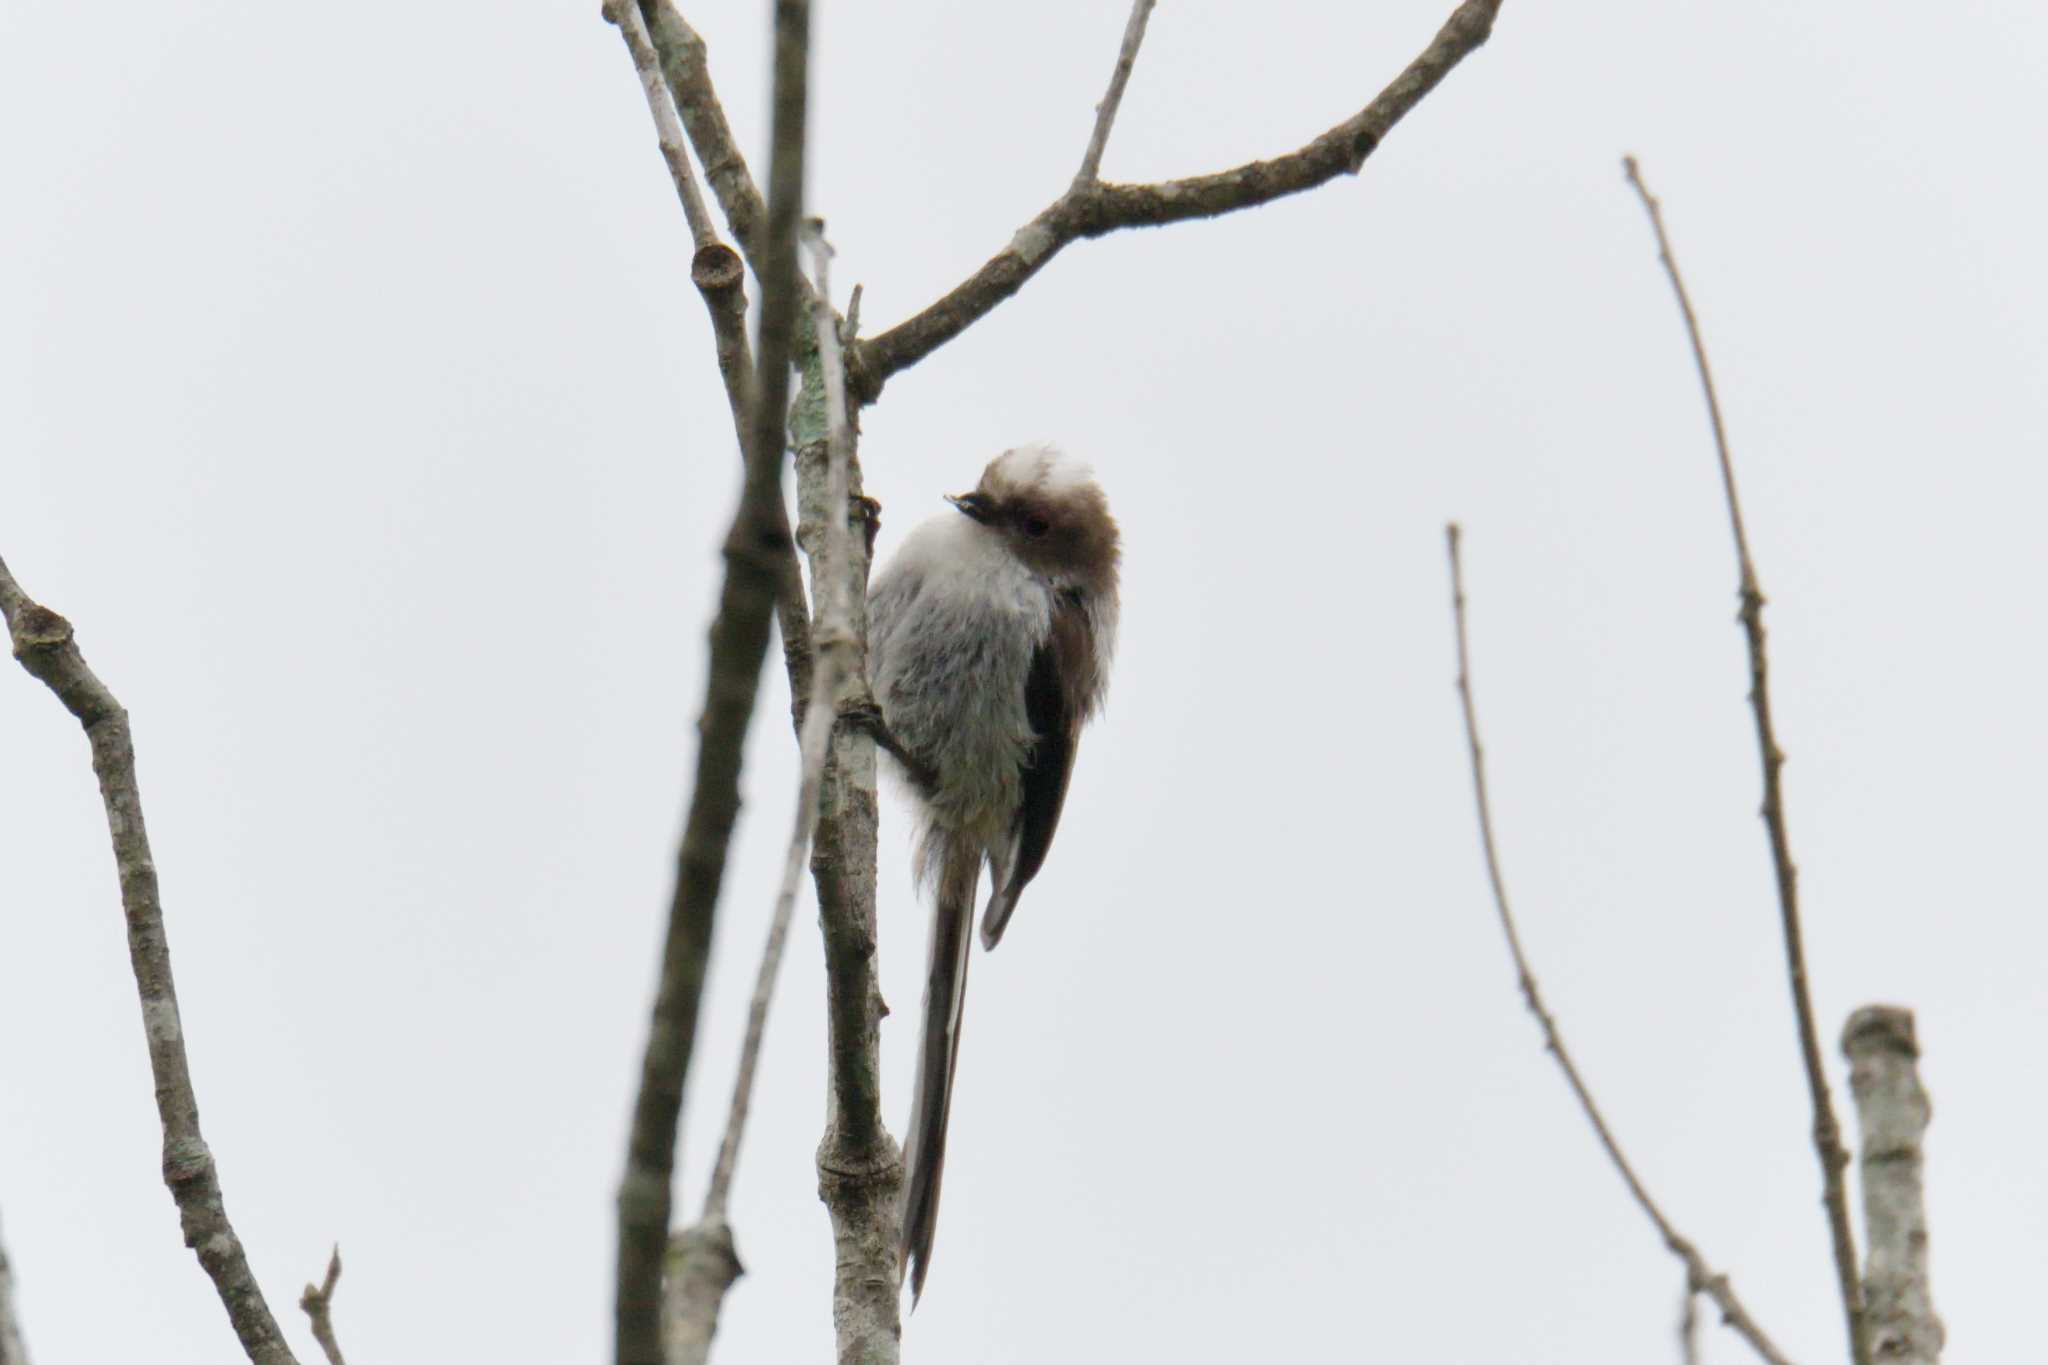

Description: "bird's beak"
946 491 994 524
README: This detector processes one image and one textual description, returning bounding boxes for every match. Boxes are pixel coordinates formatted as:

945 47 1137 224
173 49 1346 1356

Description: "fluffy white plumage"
865 446 1121 1304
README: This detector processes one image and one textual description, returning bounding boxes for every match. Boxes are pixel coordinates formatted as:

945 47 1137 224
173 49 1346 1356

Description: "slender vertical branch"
607 0 718 249
0 1211 28 1365
791 234 900 1364
611 2 813 1360
1443 526 1794 1365
610 0 815 714
0 557 298 1365
1843 1007 1943 1364
656 198 816 1365
1073 0 1158 188
690 243 816 725
1623 155 1868 1365
607 2 833 1355
296 1247 347 1365
697 224 856 1239
641 0 769 271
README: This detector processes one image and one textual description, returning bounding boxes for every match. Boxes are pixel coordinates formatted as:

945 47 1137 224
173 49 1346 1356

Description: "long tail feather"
900 846 980 1303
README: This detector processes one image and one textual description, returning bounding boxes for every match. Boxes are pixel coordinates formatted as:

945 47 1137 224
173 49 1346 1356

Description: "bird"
864 444 1121 1303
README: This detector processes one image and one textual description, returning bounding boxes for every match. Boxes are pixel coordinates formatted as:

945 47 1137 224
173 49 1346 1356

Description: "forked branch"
850 0 1504 399
634 0 1503 405
297 1247 347 1365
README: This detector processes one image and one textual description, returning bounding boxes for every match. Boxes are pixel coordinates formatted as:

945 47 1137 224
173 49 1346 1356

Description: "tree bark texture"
1843 1007 1943 1365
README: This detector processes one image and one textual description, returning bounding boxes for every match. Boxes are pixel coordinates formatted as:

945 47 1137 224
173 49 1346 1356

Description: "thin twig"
1842 1007 1944 1364
607 0 718 249
613 0 813 689
641 1 769 268
638 0 819 325
1073 0 1158 188
1622 155 1868 1365
0 1211 28 1365
1679 1273 1701 1365
0 556 299 1365
695 224 855 1229
636 0 1500 403
608 0 816 714
693 245 816 725
850 0 1503 399
610 3 813 1360
296 1247 347 1365
1443 525 1795 1365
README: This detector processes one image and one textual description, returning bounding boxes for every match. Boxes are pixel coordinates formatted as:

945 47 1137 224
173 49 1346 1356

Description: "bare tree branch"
0 1211 28 1365
661 1222 742 1365
1443 524 1795 1365
629 4 902 1340
689 243 817 726
609 0 816 717
0 557 299 1365
635 0 1501 407
849 0 1504 400
296 1247 347 1365
1622 154 1868 1365
608 0 718 250
687 223 860 1265
1843 1007 1943 1364
611 1 813 1359
608 4 870 1355
794 228 902 1365
621 143 819 1365
640 0 769 271
1073 0 1158 188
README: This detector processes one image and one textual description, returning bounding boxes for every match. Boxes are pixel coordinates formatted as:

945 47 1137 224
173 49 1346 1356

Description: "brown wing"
979 598 1087 948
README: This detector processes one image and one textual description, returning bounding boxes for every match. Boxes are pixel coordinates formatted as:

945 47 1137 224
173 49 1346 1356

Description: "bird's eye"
1021 514 1050 539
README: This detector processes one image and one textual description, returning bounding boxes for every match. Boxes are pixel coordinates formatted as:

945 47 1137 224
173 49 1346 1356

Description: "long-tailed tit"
866 445 1121 1302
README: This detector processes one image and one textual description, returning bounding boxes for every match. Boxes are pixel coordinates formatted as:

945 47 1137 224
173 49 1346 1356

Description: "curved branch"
1623 155 1868 1365
0 557 298 1365
849 0 1504 400
1443 526 1794 1365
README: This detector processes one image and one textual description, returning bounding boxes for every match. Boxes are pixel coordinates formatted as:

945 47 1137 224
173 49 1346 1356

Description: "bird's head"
946 445 1120 593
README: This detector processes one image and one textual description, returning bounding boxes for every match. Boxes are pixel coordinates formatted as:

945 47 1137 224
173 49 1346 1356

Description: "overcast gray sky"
4 1 2043 1361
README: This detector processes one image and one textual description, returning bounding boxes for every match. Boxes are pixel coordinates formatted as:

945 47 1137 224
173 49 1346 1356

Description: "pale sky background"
3 1 2043 1361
